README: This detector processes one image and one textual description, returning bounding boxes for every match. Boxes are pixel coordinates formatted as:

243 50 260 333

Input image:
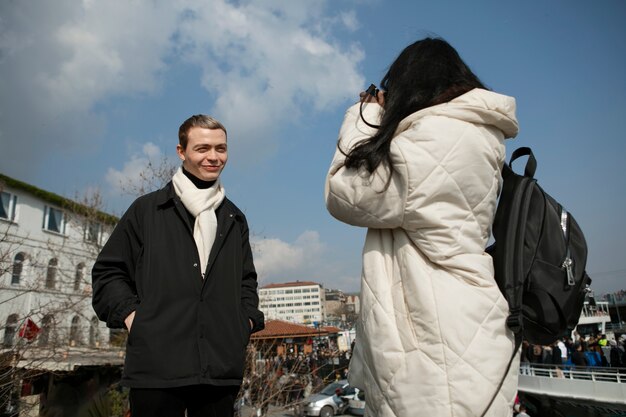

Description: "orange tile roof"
251 320 339 340
260 281 320 289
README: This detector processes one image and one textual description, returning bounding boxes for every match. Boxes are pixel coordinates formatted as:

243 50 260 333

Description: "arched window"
38 314 54 347
3 314 18 347
11 253 25 285
45 258 58 289
74 263 85 292
69 315 82 346
89 316 100 347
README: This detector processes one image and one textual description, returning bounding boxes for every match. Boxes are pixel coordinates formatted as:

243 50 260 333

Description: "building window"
3 314 18 347
69 316 82 346
89 316 100 347
38 315 54 346
11 252 25 285
43 206 65 234
0 191 17 221
85 221 101 244
74 263 85 291
45 258 58 289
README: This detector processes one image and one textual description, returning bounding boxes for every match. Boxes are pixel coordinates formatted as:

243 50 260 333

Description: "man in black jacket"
92 114 264 417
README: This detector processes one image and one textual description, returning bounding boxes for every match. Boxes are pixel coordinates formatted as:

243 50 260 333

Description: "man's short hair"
178 115 227 149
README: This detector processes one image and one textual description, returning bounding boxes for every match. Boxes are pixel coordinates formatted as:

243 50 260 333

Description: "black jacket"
92 182 264 388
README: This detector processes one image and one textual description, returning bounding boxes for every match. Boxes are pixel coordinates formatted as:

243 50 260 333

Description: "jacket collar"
155 181 177 207
156 181 238 218
155 182 241 281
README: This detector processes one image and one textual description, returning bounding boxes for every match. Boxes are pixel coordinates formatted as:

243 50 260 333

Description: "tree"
0 176 119 415
0 156 178 415
116 155 177 199
236 337 351 417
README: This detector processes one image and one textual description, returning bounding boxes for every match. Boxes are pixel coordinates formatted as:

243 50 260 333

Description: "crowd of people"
514 332 625 417
520 332 626 368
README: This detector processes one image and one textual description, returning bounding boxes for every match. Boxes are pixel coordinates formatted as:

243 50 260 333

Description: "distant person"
325 37 519 416
549 342 562 365
332 387 346 408
571 343 589 367
515 404 531 417
92 115 264 417
584 344 602 367
557 338 568 363
609 340 620 367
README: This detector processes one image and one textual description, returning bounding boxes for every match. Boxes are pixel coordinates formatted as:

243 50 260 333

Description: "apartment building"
0 173 121 367
324 288 346 318
258 281 325 325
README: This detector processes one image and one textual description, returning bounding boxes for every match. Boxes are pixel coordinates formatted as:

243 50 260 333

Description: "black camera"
365 84 379 97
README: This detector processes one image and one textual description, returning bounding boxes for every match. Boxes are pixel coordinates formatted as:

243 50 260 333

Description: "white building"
0 173 122 370
259 281 326 325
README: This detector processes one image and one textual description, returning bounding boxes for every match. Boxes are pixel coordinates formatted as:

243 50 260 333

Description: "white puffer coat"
325 88 519 417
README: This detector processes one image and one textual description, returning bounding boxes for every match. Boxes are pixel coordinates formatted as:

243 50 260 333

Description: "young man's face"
177 127 228 182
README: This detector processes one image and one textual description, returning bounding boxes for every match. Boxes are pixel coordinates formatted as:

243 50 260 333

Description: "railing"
518 363 626 405
606 322 626 332
520 363 626 383
580 301 611 318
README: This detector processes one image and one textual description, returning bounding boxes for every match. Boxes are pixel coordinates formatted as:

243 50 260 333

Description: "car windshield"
320 382 345 396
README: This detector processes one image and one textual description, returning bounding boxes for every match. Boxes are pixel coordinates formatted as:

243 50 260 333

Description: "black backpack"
488 147 591 346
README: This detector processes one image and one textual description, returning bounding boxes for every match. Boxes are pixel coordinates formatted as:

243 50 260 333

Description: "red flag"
18 318 40 341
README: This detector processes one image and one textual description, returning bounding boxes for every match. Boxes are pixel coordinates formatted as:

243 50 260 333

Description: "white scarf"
172 167 225 277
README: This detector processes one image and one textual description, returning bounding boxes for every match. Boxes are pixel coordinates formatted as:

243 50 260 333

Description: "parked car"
304 380 360 417
347 390 365 416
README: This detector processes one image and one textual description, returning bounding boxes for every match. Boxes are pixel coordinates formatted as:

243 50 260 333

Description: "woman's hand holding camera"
359 85 385 107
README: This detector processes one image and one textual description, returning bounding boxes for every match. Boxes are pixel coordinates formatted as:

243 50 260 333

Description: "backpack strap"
506 308 523 334
510 147 537 178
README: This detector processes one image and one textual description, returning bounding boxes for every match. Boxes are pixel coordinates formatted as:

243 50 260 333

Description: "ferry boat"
517 301 626 416
574 300 614 339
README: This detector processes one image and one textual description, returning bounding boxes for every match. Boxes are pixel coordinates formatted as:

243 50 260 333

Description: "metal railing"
518 363 626 405
520 362 626 383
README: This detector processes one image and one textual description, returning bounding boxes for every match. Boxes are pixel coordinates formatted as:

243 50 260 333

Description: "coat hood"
396 88 519 139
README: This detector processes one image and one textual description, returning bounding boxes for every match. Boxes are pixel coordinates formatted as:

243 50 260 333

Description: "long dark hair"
343 37 487 173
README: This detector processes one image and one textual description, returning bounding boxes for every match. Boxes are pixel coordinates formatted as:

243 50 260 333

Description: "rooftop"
0 173 118 225
261 281 320 289
251 320 340 340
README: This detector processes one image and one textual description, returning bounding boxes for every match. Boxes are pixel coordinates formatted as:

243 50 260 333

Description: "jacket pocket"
239 309 252 342
126 302 143 346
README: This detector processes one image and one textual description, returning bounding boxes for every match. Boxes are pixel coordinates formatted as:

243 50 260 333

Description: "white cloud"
252 230 324 282
41 1 176 108
105 142 176 195
174 1 365 159
0 0 365 176
252 230 362 292
340 11 360 31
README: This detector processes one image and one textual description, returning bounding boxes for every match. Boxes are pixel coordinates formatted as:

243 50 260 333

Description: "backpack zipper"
560 209 575 286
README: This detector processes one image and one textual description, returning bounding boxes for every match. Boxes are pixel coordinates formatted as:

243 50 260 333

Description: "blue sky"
1 0 624 295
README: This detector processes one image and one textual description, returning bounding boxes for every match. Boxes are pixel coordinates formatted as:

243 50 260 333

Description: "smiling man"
92 115 264 417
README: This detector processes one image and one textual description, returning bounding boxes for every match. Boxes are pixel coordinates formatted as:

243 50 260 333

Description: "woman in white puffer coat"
325 38 519 417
